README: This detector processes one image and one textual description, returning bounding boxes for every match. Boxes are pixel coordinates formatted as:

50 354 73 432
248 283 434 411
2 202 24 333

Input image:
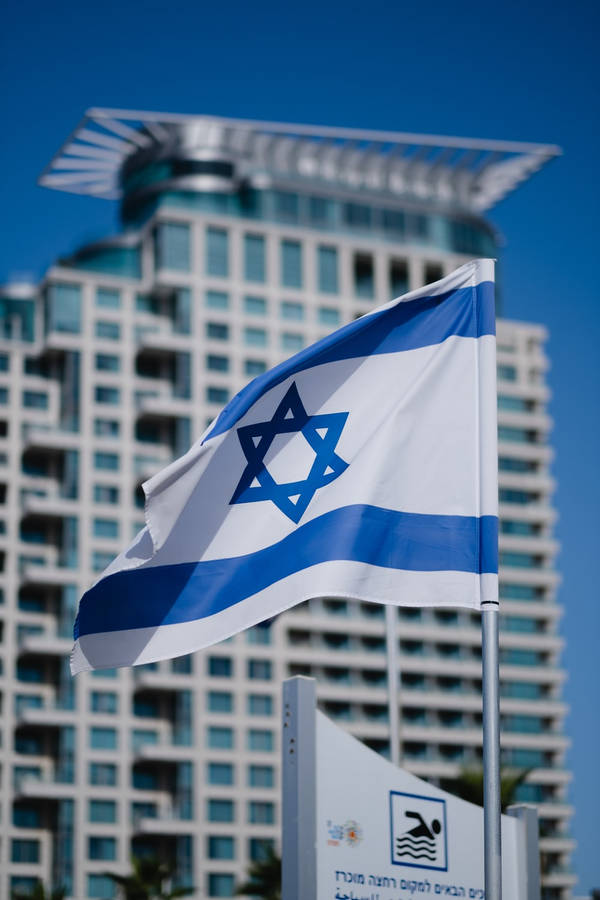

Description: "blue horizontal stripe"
75 506 498 638
205 281 495 441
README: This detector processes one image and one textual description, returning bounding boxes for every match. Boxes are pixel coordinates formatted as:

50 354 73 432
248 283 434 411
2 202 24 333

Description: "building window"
247 729 274 752
88 836 117 860
90 691 118 713
89 799 117 823
248 764 274 788
11 839 40 863
206 386 230 405
208 874 235 897
94 484 119 504
22 390 48 410
354 253 374 298
244 234 266 282
498 426 537 444
96 287 121 309
95 321 121 340
318 306 340 327
248 801 275 824
389 259 409 297
424 262 443 283
207 762 234 785
207 691 233 713
280 239 303 288
205 290 229 309
132 729 159 750
208 835 235 860
244 359 267 376
244 294 267 316
46 282 82 334
172 654 193 674
94 452 119 471
249 837 275 861
90 727 118 750
274 190 299 221
155 222 191 272
497 364 517 381
95 386 120 405
206 322 229 341
242 326 266 347
247 694 273 716
0 387 7 404
87 874 116 899
206 227 229 277
89 762 117 786
247 626 271 645
248 659 272 680
317 246 338 294
207 799 234 822
92 518 119 540
206 354 229 372
208 656 232 677
94 418 120 437
281 332 304 352
344 202 372 228
207 726 234 750
95 353 121 372
281 301 304 321
309 195 334 224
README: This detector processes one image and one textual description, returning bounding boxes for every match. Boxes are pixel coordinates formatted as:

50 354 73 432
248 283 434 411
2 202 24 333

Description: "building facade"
0 111 574 898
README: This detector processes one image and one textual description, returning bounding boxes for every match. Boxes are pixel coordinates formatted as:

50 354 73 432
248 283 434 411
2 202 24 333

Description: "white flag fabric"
72 259 498 673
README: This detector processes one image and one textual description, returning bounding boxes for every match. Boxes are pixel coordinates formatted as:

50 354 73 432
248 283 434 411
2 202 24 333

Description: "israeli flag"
72 259 498 673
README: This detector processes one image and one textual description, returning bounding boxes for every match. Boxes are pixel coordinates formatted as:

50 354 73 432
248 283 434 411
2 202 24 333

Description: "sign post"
282 675 539 900
282 676 317 900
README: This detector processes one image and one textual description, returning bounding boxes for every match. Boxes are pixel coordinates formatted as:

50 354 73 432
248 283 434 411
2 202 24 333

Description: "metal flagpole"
385 603 401 767
482 602 502 900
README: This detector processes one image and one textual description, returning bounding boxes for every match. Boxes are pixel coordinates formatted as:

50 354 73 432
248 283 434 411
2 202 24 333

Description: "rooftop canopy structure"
39 108 560 218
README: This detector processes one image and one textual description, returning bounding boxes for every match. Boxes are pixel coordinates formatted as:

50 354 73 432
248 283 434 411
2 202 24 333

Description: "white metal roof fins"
38 108 560 213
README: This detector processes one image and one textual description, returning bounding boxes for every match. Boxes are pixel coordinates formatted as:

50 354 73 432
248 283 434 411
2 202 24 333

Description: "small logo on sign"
327 819 364 847
389 791 447 871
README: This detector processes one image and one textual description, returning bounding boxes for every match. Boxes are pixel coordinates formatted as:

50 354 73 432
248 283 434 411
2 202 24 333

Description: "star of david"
230 382 349 523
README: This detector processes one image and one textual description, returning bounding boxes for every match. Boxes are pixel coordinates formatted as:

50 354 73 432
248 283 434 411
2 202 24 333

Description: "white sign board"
315 712 526 900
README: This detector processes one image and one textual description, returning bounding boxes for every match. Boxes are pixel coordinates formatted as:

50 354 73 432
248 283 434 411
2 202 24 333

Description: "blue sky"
2 0 599 889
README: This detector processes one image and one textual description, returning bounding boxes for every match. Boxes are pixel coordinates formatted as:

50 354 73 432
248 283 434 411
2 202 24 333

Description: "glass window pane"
244 327 267 347
96 288 121 309
281 240 303 288
317 246 338 294
354 253 374 298
206 227 229 277
208 835 235 859
207 799 234 822
244 295 267 316
46 283 82 334
244 234 266 282
318 306 340 327
155 222 191 272
281 301 304 321
95 321 120 340
207 762 234 785
244 359 267 376
205 290 229 309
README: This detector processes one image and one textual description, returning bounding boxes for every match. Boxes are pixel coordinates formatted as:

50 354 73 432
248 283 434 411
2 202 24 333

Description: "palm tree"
439 766 531 812
11 885 65 900
236 845 281 900
104 857 194 900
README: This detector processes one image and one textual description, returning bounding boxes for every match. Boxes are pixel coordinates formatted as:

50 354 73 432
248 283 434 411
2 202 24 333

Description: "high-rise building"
0 111 574 899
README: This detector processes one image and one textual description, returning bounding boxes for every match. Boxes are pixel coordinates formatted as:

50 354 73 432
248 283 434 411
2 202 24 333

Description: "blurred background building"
0 110 574 899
